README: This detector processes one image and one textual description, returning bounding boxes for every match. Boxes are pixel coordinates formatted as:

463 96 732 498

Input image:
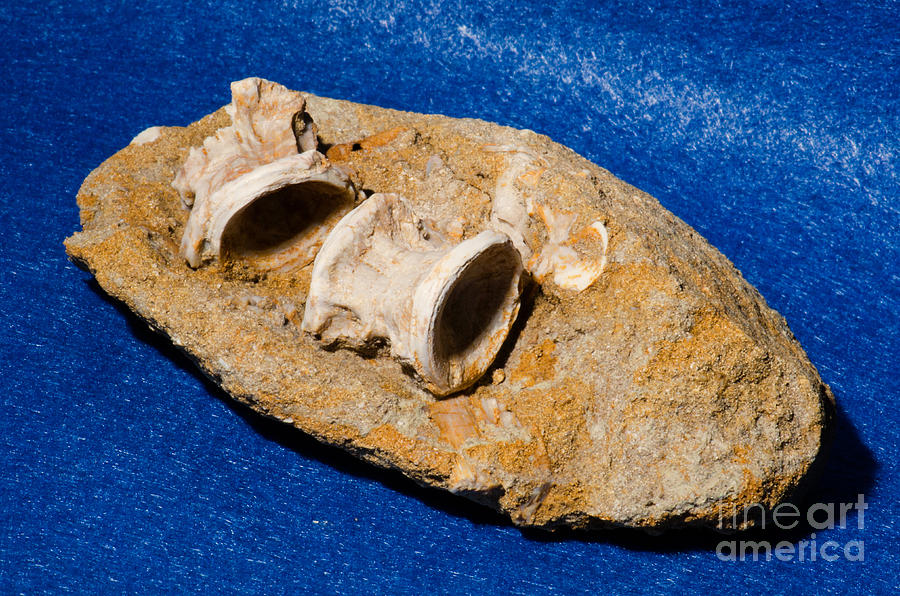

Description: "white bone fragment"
302 193 525 396
173 77 355 272
131 126 162 145
528 204 609 292
180 151 356 271
483 145 608 292
483 144 543 259
173 77 313 209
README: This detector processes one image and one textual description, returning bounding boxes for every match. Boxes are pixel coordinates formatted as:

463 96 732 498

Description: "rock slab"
65 85 833 530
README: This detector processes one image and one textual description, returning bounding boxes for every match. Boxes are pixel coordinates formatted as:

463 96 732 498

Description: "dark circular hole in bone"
221 181 350 267
433 243 521 377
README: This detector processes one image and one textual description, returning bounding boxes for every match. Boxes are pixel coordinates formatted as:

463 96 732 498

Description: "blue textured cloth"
2 1 897 593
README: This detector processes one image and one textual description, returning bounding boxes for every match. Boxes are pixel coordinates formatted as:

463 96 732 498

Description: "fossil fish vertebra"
174 77 355 272
302 193 525 396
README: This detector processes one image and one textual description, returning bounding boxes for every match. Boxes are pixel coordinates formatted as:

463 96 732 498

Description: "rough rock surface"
65 87 833 531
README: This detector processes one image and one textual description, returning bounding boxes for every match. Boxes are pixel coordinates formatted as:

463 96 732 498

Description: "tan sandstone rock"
65 79 833 531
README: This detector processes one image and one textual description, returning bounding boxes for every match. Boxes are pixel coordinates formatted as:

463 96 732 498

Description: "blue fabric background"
1 1 897 593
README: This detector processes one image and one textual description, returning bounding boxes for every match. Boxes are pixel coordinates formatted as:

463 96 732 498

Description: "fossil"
302 192 524 396
172 78 314 210
181 150 356 272
484 144 609 291
65 78 832 531
173 78 354 273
